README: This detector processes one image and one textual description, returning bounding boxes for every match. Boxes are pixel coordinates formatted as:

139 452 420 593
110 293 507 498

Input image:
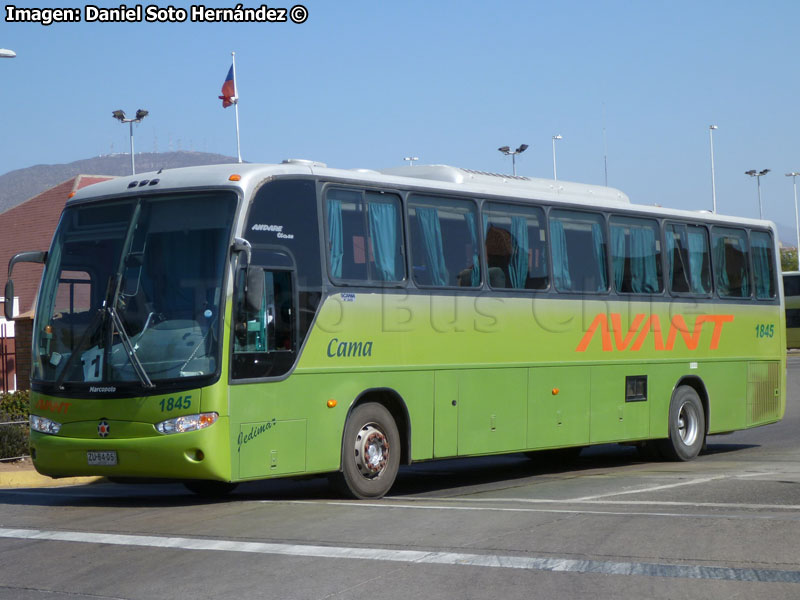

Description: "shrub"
0 390 30 459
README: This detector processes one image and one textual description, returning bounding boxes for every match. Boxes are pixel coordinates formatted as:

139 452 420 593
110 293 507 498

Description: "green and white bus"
5 161 785 498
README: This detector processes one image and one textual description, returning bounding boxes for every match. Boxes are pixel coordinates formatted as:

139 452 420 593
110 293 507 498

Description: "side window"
50 270 93 357
750 230 776 300
232 268 296 379
609 216 663 294
408 195 481 288
549 210 608 293
54 270 92 315
483 202 548 290
666 223 712 296
712 227 751 298
784 273 800 297
325 188 405 284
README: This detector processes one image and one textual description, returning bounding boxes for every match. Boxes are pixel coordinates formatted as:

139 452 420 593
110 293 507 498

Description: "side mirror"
3 280 13 320
4 250 47 321
245 267 264 313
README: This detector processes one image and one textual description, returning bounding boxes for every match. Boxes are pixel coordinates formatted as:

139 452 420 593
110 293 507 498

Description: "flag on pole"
219 65 236 108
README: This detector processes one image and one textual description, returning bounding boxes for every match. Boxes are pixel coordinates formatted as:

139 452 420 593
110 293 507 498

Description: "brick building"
0 175 114 389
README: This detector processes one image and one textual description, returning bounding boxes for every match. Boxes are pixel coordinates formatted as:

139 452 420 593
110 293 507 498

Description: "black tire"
330 402 400 499
658 385 706 461
183 480 238 497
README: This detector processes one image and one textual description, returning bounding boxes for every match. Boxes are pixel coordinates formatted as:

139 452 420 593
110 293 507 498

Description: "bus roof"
67 160 776 231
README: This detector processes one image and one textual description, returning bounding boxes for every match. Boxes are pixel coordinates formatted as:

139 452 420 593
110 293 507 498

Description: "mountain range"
0 151 239 214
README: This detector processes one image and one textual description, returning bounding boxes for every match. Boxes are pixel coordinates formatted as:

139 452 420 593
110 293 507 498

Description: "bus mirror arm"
231 237 252 267
4 251 47 320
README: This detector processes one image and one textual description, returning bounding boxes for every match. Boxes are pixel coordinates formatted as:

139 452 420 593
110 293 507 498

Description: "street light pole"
552 135 562 180
787 172 800 255
498 144 529 177
112 109 149 174
709 125 718 212
404 156 419 167
745 169 770 219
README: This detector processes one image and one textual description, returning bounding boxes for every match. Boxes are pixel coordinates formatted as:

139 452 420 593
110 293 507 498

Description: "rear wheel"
658 385 705 461
330 402 400 499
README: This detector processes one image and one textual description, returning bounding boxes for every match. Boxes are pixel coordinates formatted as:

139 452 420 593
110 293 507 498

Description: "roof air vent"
282 158 327 168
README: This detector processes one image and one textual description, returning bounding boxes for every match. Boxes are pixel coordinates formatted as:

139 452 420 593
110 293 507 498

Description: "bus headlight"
156 412 218 435
30 414 62 435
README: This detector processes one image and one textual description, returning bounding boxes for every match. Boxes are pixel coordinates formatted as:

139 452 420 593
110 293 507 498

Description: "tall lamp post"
404 156 419 167
552 135 563 181
709 125 718 212
112 109 149 175
498 144 528 176
0 49 16 58
745 169 770 219
787 172 800 256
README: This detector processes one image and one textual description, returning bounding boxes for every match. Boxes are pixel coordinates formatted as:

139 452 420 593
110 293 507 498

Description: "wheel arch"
345 388 412 466
674 375 710 436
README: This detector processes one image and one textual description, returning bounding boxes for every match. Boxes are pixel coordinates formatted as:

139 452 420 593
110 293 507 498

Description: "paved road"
2 358 800 599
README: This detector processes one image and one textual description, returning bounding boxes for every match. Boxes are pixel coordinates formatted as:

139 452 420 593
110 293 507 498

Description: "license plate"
87 450 117 466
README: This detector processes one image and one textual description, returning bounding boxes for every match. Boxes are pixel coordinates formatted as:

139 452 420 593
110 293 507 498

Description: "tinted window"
609 216 663 294
712 227 751 298
666 223 711 296
784 274 800 297
751 231 776 299
549 210 608 293
483 202 548 290
408 196 481 288
247 179 323 347
325 188 405 283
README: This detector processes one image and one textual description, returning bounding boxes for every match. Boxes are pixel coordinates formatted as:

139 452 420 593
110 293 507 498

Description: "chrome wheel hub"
678 401 699 446
354 424 389 479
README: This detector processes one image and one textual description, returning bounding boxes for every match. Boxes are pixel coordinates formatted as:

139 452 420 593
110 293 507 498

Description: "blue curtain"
327 198 343 279
509 216 529 289
740 241 751 297
464 212 481 287
417 206 449 286
665 229 677 289
550 220 571 290
687 229 708 294
752 234 774 299
632 226 659 293
591 223 608 291
368 201 398 281
713 236 730 296
610 226 626 291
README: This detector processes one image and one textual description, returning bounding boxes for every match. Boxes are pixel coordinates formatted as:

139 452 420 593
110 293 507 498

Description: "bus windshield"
33 191 238 391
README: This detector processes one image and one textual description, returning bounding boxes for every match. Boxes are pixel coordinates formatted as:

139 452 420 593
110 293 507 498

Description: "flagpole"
231 51 242 163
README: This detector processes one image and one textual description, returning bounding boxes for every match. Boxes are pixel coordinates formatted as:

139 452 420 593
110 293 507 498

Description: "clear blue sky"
2 0 800 241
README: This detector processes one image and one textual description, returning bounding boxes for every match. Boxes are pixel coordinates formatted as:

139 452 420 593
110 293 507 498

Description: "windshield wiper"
108 306 154 389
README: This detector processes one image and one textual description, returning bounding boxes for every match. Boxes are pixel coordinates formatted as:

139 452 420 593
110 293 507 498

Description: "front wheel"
330 402 400 499
658 385 706 461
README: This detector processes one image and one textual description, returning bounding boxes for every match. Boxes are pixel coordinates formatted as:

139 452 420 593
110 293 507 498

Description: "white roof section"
66 160 776 231
378 164 630 205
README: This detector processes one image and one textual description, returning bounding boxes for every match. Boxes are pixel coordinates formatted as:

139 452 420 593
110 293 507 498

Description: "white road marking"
283 500 800 521
567 474 731 501
0 527 798 584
